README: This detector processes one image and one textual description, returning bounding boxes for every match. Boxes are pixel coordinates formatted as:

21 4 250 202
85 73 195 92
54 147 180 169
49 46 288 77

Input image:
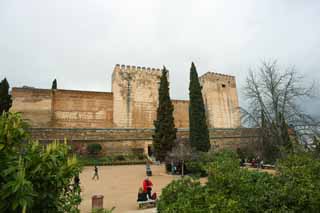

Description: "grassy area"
77 153 147 166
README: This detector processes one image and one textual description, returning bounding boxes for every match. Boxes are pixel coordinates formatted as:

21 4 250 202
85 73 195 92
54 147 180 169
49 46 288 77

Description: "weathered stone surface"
11 88 53 127
29 128 260 154
200 72 241 128
11 65 241 129
52 89 113 128
112 65 161 128
172 100 189 128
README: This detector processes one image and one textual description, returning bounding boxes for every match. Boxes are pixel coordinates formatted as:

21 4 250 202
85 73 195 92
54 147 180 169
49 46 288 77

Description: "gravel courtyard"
79 165 179 213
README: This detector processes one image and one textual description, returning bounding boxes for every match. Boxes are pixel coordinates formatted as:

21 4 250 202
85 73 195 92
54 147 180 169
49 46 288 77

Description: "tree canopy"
153 67 177 161
0 78 12 114
189 62 210 152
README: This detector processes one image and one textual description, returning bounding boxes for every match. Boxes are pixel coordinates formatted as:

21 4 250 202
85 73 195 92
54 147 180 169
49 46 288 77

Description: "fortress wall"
112 65 162 128
11 88 53 127
29 128 260 155
172 100 189 128
52 90 113 128
200 72 241 128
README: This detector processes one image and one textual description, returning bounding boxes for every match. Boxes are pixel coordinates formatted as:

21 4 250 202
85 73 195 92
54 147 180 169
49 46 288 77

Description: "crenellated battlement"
200 72 235 81
115 64 162 76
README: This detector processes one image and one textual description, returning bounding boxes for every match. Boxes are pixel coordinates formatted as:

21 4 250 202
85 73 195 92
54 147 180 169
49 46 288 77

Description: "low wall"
29 128 260 155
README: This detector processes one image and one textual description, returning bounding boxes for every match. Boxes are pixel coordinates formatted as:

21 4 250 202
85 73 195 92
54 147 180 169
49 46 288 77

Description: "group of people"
240 156 264 169
137 176 157 201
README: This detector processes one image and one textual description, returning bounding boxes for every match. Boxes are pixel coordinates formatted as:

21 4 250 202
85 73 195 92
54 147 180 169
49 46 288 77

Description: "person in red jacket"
142 176 153 200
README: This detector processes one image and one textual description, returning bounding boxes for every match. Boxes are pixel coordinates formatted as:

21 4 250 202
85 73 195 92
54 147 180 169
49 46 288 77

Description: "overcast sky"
0 0 319 116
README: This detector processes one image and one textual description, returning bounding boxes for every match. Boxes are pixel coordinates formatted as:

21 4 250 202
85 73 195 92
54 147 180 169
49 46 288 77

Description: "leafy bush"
158 149 320 212
0 112 82 212
113 154 125 161
157 177 241 212
87 143 102 156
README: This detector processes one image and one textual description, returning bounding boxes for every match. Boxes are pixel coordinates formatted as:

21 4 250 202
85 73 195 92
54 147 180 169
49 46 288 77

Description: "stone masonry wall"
112 64 162 128
172 100 189 128
11 88 53 127
52 90 113 128
30 128 260 155
11 65 241 129
200 72 241 128
11 88 113 128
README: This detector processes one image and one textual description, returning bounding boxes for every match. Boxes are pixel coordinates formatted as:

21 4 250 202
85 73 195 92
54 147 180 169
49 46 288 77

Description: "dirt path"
79 165 179 213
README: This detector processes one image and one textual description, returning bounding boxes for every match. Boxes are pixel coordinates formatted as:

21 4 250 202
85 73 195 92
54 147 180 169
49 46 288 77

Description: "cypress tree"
189 62 210 152
52 79 57 89
0 78 12 114
152 67 177 161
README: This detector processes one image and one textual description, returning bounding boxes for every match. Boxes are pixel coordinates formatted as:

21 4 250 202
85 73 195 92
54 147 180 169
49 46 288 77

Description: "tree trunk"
181 160 184 177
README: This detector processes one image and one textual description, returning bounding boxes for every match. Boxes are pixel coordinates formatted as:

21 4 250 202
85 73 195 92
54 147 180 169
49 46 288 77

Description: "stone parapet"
29 128 260 155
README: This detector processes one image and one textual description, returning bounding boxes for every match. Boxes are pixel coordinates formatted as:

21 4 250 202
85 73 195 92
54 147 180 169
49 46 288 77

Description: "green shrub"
0 112 82 212
157 177 241 212
114 155 125 161
87 143 102 155
158 149 320 212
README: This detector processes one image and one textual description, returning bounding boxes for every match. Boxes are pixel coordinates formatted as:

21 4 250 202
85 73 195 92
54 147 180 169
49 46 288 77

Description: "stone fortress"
11 64 257 154
11 64 240 129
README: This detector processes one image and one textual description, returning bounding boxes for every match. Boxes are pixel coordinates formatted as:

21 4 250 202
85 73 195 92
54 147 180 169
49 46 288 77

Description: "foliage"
78 153 146 166
189 62 210 152
153 67 177 161
0 78 12 114
276 152 320 212
52 78 57 89
185 151 216 177
0 112 81 212
157 177 241 213
158 149 320 212
87 143 102 156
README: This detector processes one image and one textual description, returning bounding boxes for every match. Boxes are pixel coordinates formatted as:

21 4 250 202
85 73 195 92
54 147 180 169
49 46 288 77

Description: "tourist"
142 176 153 200
74 175 80 188
146 162 152 176
240 158 245 167
251 158 256 167
260 159 264 169
137 187 148 201
92 165 99 180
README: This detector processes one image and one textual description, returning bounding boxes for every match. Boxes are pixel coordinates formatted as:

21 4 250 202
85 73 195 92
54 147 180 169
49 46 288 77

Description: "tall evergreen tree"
52 78 57 89
152 67 177 161
0 78 12 114
189 62 210 152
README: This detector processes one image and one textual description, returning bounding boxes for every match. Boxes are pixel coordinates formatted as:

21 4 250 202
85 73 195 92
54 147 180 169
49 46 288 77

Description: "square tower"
199 72 241 128
112 64 162 128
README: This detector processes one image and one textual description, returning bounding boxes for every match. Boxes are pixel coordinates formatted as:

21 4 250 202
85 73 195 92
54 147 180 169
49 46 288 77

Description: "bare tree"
241 60 319 158
167 137 192 177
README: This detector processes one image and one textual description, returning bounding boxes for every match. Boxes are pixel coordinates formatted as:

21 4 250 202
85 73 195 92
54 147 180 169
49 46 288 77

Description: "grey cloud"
0 0 319 116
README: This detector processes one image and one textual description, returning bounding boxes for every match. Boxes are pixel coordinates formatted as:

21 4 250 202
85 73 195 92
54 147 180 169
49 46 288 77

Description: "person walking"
92 165 99 181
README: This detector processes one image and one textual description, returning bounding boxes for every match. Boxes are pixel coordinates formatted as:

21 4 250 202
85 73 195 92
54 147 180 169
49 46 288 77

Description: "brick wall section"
172 100 189 128
11 88 113 128
11 88 53 127
29 128 260 155
52 89 113 128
